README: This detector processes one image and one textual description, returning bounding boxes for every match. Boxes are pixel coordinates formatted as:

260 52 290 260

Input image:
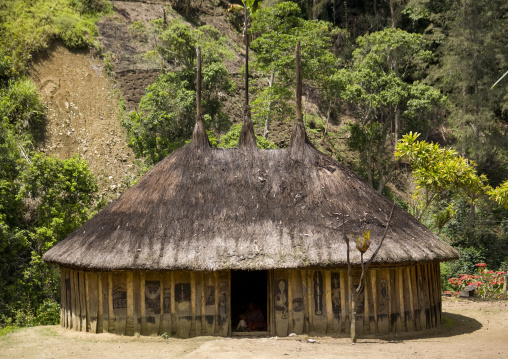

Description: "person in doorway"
236 313 249 331
245 302 266 331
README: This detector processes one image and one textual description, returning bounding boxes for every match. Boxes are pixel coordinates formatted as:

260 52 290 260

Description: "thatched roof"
43 136 459 271
43 44 459 271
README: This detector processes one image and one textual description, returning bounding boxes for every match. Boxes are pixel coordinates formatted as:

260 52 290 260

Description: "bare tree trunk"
366 142 373 188
263 73 275 139
324 100 331 136
389 0 396 28
350 282 356 342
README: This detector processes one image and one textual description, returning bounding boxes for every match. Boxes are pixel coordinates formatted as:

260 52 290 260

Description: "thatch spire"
238 5 257 149
290 41 310 156
191 46 209 148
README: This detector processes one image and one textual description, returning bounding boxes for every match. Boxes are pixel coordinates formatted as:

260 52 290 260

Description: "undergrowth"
0 0 112 73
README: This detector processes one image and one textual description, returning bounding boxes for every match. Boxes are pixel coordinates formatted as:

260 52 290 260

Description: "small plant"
129 21 148 42
447 263 506 299
160 331 170 339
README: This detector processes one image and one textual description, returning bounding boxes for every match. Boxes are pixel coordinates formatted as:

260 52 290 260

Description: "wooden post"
370 269 377 334
190 271 197 336
108 272 114 333
434 263 442 324
132 271 141 335
200 272 206 335
406 267 415 331
144 271 162 336
306 270 314 334
339 269 347 334
102 272 110 333
98 272 103 333
112 272 127 335
387 269 394 333
161 272 172 335
376 269 390 334
79 271 86 332
291 270 304 335
85 272 91 332
126 271 134 336
273 270 289 336
72 270 79 331
159 272 164 335
363 270 370 334
139 272 146 335
175 271 192 338
288 269 294 334
214 271 219 335
397 267 405 332
87 272 99 333
325 270 333 334
300 269 308 333
60 268 65 328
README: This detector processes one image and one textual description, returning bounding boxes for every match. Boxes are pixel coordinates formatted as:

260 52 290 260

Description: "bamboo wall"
59 262 441 337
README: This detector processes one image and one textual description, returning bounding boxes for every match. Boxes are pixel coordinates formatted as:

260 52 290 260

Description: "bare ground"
2 299 507 359
29 42 136 195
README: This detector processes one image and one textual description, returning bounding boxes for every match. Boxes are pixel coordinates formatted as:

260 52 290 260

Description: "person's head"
239 313 246 320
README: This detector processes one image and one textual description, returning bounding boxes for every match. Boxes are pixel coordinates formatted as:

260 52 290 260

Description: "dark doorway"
231 270 268 332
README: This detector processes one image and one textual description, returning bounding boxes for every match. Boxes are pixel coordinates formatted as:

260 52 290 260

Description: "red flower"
475 263 487 267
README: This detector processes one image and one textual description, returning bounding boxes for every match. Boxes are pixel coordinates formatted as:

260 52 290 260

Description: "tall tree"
335 28 446 193
425 0 508 182
250 1 339 138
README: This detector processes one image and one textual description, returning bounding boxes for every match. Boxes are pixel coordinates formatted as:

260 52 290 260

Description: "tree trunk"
389 0 396 28
350 288 357 343
324 101 331 136
263 73 275 139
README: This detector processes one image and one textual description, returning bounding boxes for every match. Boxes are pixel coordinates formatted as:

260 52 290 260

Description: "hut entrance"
231 270 268 334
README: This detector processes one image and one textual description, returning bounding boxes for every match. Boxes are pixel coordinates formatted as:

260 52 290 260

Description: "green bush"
35 299 61 326
0 78 45 141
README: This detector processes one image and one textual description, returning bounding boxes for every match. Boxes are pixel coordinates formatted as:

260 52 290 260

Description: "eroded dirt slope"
29 43 136 194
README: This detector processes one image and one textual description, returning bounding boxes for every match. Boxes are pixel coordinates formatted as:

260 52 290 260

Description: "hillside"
29 42 136 194
29 0 343 194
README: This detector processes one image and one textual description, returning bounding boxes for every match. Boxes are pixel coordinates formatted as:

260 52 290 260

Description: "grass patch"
0 325 20 337
441 315 457 330
0 0 112 73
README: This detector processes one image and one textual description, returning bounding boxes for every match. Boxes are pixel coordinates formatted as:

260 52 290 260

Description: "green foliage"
396 132 488 220
129 21 148 42
34 299 61 326
125 20 234 165
0 0 108 72
218 123 277 149
0 143 98 325
123 73 196 165
441 247 486 287
18 153 98 243
152 19 234 70
250 2 340 137
488 181 508 209
424 0 508 177
336 28 446 193
0 78 45 141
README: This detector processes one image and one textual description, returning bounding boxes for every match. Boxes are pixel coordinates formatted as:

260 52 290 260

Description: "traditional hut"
43 43 459 338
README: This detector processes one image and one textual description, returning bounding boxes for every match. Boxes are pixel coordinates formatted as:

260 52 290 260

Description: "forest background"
0 0 507 330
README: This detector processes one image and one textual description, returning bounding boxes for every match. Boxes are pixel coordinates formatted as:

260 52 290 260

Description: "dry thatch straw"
43 44 459 272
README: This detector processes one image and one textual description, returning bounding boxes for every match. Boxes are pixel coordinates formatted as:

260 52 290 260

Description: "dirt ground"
1 298 507 359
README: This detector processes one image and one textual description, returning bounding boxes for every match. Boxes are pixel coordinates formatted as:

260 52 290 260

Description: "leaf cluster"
124 20 235 166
